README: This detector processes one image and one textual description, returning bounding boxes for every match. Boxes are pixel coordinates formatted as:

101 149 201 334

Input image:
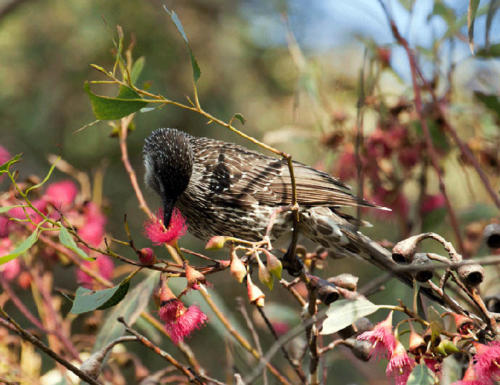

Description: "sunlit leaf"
130 56 145 85
0 230 38 264
84 82 148 120
58 226 93 261
163 6 201 82
0 205 23 214
407 364 436 385
70 278 131 314
93 270 160 352
320 298 380 335
468 0 480 54
0 154 22 173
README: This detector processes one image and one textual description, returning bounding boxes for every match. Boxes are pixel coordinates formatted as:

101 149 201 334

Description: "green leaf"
468 0 480 54
0 205 23 214
0 154 22 173
93 270 160 352
407 364 437 385
58 226 93 261
233 113 246 125
0 230 38 264
320 298 380 335
70 279 131 314
130 57 145 85
475 91 500 120
84 82 148 120
430 0 455 24
164 6 201 82
476 43 500 58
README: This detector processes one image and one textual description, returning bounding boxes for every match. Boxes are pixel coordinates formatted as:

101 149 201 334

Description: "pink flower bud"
230 250 246 283
246 273 265 307
138 248 155 265
205 236 227 250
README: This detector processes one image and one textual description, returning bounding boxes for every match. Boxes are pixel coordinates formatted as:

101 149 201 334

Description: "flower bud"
308 275 339 305
184 262 206 289
263 250 282 280
205 236 227 250
230 250 246 283
247 273 265 307
451 313 474 335
138 247 155 265
256 253 273 290
408 328 426 356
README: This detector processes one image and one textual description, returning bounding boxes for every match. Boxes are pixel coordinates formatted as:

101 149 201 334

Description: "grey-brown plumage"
143 128 383 257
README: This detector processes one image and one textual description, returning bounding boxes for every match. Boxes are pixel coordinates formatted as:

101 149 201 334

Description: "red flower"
420 194 446 215
335 144 357 181
158 283 207 344
76 255 114 288
357 311 396 359
473 341 500 383
78 202 107 247
386 340 415 385
451 363 482 385
144 208 187 245
45 180 78 209
0 239 20 281
0 216 9 238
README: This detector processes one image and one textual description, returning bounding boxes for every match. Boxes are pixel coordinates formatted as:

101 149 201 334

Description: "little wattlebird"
142 127 395 274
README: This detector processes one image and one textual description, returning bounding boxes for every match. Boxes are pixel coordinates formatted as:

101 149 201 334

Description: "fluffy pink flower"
0 146 11 182
0 239 20 281
78 203 107 247
357 311 396 359
158 283 207 344
45 180 78 208
0 216 9 238
420 194 446 215
386 340 415 385
144 208 187 245
473 341 500 383
8 199 47 225
451 363 482 385
76 255 114 288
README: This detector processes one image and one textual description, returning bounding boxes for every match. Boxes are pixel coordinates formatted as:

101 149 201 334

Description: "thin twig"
0 309 102 385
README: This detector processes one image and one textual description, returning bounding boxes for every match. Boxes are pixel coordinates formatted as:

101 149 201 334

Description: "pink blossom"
357 311 396 359
420 194 446 215
78 221 105 247
335 144 357 181
144 208 187 245
0 216 9 238
45 180 78 209
451 363 482 385
76 255 114 288
0 239 20 281
0 146 11 182
473 341 500 383
386 340 415 385
158 283 207 344
8 199 47 225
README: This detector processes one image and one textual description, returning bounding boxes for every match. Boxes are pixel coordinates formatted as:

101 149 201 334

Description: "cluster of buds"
0 146 113 289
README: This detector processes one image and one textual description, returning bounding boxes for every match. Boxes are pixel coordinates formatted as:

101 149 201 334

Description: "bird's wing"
193 137 370 208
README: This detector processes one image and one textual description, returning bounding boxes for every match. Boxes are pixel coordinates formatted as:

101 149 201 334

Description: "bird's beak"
161 195 175 228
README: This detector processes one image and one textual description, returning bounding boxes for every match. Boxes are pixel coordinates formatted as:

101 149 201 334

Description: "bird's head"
143 128 194 227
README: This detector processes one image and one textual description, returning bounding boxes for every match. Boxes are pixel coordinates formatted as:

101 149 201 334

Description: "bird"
143 127 387 261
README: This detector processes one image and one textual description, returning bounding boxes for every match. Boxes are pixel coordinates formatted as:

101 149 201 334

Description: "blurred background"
1 0 499 383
